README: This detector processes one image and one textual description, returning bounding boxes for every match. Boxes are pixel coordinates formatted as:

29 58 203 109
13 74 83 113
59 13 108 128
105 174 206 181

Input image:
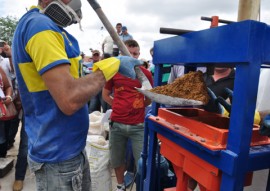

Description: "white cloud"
1 0 270 60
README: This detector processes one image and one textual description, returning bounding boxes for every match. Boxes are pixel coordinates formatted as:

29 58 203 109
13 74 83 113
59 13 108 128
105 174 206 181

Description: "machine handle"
160 27 194 35
201 16 234 24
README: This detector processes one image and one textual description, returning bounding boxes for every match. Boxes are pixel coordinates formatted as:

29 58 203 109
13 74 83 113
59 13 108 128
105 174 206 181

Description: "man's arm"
42 64 106 115
102 87 113 106
42 56 142 115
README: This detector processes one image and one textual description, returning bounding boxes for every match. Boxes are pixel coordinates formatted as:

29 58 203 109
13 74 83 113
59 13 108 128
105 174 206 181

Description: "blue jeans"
88 91 110 113
15 117 28 180
6 116 20 147
28 150 91 191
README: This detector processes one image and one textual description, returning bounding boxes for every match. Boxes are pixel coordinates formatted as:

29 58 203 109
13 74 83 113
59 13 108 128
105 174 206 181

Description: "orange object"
149 108 265 190
150 108 270 151
211 16 219 28
158 134 253 191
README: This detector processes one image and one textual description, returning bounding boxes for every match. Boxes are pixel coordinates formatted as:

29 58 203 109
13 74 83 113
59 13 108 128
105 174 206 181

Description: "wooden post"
237 0 260 21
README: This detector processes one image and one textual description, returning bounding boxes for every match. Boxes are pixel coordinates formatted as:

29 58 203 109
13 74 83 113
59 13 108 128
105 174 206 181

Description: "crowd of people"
0 0 269 191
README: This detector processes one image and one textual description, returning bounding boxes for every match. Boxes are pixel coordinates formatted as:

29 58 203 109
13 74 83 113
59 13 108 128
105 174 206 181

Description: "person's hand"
92 56 142 81
204 87 234 115
203 88 223 114
216 88 233 114
3 95 13 105
205 88 262 125
117 56 143 79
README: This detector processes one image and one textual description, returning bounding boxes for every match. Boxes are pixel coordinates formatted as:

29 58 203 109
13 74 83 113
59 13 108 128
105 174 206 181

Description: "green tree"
0 16 19 45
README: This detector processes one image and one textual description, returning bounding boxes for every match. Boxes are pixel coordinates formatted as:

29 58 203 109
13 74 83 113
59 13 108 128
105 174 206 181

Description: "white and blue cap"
122 26 127 31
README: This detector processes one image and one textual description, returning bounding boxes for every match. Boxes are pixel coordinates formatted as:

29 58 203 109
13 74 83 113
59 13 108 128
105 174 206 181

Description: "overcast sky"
1 0 270 60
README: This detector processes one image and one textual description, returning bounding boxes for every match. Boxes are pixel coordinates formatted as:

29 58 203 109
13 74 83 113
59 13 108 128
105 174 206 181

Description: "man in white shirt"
102 36 113 55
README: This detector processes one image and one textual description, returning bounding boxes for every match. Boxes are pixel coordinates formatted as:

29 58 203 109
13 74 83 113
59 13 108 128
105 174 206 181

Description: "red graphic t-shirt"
104 66 153 125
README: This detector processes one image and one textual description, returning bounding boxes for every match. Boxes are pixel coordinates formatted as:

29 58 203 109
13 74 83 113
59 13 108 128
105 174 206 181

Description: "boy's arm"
102 87 113 106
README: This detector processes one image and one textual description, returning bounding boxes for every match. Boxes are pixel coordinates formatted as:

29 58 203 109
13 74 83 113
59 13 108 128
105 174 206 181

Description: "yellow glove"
92 57 120 81
222 107 261 125
254 111 261 125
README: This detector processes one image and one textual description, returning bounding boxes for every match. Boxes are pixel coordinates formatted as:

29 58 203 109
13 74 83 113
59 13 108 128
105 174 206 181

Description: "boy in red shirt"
103 39 153 191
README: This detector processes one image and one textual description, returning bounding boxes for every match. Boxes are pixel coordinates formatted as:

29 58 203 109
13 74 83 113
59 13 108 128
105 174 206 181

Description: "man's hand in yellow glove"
215 88 261 125
92 56 142 81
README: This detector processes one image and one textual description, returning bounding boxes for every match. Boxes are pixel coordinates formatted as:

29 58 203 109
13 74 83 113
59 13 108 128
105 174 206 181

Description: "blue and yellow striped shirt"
12 7 88 163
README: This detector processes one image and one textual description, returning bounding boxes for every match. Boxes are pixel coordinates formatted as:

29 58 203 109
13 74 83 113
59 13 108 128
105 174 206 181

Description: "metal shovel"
135 88 203 106
87 0 152 90
87 0 203 106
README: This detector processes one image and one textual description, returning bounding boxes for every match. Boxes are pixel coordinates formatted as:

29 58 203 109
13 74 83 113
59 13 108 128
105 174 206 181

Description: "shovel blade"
136 88 203 106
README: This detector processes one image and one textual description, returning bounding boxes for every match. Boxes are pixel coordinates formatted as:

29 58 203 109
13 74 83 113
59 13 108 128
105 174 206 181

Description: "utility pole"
237 0 260 21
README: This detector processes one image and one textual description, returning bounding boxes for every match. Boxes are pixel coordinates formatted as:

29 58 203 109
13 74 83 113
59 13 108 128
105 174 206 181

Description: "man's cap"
122 26 127 31
92 50 100 55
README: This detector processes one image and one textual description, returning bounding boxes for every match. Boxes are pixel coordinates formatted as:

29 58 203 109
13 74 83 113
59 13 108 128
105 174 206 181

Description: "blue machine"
141 20 270 191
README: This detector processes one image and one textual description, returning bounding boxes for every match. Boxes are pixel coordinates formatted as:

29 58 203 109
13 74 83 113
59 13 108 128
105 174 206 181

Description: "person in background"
102 35 113 56
88 50 110 113
0 41 20 150
168 65 207 84
120 26 133 42
0 41 14 158
0 66 13 158
203 67 235 99
83 50 101 112
116 23 122 35
112 23 123 56
148 47 154 72
149 47 172 85
83 50 101 75
12 1 142 190
0 40 26 191
103 39 153 191
12 115 27 191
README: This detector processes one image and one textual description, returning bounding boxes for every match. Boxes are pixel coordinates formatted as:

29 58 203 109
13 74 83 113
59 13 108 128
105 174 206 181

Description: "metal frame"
141 20 270 191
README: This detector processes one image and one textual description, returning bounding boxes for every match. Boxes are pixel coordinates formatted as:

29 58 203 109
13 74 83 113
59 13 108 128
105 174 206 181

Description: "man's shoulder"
18 8 61 35
105 36 114 43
